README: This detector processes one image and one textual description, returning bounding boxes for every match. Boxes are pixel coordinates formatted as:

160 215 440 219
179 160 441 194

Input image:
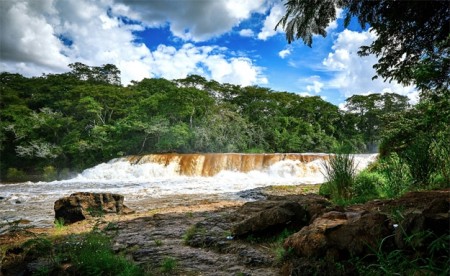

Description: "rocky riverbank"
1 186 449 275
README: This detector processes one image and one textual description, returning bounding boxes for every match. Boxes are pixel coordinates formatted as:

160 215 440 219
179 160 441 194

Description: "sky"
0 0 417 106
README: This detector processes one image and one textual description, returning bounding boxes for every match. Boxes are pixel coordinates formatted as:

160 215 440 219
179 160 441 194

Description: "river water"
0 154 377 228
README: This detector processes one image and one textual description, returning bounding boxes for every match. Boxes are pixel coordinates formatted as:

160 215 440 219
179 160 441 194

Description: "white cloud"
322 29 417 101
307 81 324 94
239 29 254 37
258 3 284 40
203 55 268 86
278 48 291 59
0 0 69 71
115 0 268 42
0 0 268 87
297 76 324 94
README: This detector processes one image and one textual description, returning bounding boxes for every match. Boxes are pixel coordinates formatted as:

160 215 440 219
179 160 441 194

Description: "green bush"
43 165 57 181
69 232 141 276
5 168 28 182
318 182 332 198
430 130 450 185
322 154 356 201
402 135 435 186
353 170 384 199
379 153 412 198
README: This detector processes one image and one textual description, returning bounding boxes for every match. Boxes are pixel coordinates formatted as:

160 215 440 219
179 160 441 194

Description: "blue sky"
0 0 417 106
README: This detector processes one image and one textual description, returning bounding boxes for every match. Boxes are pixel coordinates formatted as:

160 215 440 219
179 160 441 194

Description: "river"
0 153 377 228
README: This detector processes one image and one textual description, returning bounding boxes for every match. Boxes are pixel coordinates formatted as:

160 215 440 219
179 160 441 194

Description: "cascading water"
0 153 377 228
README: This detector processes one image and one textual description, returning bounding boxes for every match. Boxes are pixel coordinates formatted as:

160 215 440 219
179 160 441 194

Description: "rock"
232 201 309 237
54 192 134 224
231 194 332 238
284 210 391 260
395 198 450 250
236 187 267 200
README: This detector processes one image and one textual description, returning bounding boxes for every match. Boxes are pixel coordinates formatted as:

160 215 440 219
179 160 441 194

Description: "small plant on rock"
53 217 65 232
160 256 177 273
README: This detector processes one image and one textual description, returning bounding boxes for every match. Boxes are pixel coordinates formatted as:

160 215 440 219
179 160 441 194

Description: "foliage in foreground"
20 231 142 276
320 147 449 206
321 153 356 201
339 231 450 275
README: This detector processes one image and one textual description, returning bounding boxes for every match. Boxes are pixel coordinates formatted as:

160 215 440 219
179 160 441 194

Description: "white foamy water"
0 154 377 228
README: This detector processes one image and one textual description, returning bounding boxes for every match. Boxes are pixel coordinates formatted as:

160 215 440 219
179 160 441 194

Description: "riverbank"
1 186 449 275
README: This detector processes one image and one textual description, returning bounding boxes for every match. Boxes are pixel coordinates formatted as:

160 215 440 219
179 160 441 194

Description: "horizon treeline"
0 63 410 179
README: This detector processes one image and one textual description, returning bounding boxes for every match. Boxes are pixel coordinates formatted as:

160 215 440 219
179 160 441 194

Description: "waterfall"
0 153 377 227
123 153 330 177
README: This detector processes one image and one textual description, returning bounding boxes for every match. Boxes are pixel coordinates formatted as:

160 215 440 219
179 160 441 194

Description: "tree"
345 93 409 152
276 0 450 91
68 63 121 85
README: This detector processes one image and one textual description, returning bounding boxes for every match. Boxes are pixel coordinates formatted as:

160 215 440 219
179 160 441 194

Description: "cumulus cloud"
203 55 268 86
115 0 267 42
297 76 324 94
0 0 69 71
146 43 268 86
239 29 254 37
278 48 291 59
0 0 268 87
257 3 284 40
322 29 417 101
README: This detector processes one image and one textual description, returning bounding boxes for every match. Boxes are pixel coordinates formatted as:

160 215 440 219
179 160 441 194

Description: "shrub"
43 165 57 181
430 130 450 186
318 182 332 198
6 168 27 182
402 135 435 186
322 154 357 201
379 153 412 198
353 170 385 199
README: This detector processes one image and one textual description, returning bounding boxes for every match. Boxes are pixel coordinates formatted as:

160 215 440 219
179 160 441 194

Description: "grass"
244 228 295 263
335 230 450 275
160 256 177 273
104 222 119 231
182 224 205 245
53 218 65 231
87 206 105 217
15 230 142 275
322 153 357 201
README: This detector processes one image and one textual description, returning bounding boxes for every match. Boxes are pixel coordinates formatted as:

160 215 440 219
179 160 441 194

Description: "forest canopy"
0 64 410 180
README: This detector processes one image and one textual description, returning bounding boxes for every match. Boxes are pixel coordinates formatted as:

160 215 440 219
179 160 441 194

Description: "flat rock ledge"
1 189 448 275
54 192 134 224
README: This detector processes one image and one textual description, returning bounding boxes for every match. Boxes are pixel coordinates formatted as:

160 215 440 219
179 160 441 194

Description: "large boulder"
284 210 391 260
232 201 308 237
54 192 134 224
231 194 332 237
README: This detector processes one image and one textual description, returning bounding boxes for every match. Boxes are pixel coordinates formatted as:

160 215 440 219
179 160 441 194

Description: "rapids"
0 153 377 228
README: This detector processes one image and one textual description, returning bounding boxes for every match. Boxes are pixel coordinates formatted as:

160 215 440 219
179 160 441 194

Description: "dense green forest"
1 63 412 180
